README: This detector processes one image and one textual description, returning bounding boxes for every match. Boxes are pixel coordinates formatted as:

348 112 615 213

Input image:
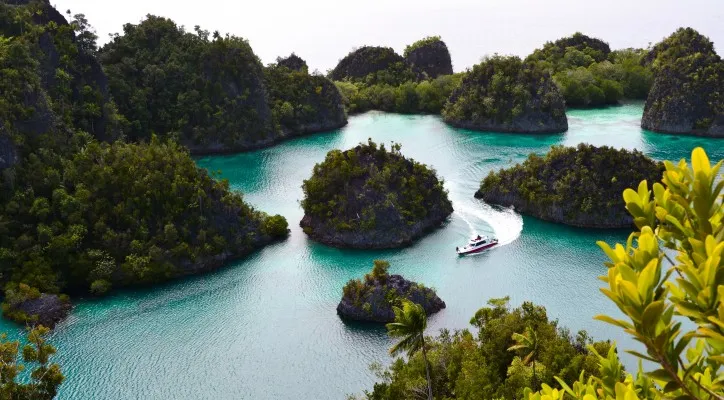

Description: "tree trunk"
531 359 536 390
421 335 433 400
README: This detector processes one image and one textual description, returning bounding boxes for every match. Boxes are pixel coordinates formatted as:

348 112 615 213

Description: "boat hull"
457 242 498 255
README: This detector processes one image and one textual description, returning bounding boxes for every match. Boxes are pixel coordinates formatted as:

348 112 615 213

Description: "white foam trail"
455 201 523 246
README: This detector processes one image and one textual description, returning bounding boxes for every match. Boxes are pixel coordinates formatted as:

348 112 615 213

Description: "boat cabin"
468 235 489 247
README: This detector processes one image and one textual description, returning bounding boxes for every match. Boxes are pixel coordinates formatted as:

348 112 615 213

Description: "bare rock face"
404 37 454 79
276 53 308 72
337 274 445 323
8 294 72 329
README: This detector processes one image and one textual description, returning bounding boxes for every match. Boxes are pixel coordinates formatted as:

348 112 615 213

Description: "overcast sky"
54 0 723 73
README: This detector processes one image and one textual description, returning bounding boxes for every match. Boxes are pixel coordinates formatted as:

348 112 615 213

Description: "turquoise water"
4 103 724 399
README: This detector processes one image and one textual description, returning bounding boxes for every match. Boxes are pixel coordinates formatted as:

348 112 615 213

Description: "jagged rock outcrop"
404 36 453 79
475 144 663 228
276 53 308 72
301 140 453 248
337 261 445 323
641 28 724 136
443 56 568 133
5 294 72 329
329 46 414 85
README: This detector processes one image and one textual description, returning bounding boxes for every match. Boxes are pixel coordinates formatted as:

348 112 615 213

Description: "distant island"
337 260 445 323
442 55 568 133
641 28 724 136
476 144 663 228
99 16 346 154
300 140 453 248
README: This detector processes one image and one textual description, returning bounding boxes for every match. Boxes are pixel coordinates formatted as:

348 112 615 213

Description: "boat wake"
455 201 523 247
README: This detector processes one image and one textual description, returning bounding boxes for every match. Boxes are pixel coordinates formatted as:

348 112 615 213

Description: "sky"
54 0 723 73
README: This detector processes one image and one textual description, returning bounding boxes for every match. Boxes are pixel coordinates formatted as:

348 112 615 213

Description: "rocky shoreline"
337 262 445 323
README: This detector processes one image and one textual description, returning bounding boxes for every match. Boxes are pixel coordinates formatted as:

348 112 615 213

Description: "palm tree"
386 300 433 400
508 326 540 389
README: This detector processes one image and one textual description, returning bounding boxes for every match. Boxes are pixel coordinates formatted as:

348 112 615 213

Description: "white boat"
456 235 498 255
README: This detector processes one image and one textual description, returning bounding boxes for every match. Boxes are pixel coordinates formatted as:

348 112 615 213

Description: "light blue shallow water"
3 103 723 399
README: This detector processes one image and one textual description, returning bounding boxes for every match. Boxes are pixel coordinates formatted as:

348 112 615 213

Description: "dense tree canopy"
641 28 723 134
301 140 452 248
526 33 653 106
99 15 279 153
0 1 288 326
359 298 609 400
443 55 568 133
334 74 462 115
477 144 663 228
264 61 346 135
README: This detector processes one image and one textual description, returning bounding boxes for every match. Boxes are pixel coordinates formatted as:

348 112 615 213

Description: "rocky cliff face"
443 56 568 133
404 37 454 79
276 53 308 72
641 28 723 136
337 274 445 323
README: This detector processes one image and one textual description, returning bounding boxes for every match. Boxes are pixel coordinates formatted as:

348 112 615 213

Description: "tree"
509 326 540 388
68 13 98 54
0 326 64 399
386 300 433 400
524 147 724 399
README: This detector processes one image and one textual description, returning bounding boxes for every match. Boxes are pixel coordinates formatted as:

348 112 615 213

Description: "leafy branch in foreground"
523 147 724 400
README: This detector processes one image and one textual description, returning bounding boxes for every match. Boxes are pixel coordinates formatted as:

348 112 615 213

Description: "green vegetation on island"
442 55 568 133
0 1 288 327
301 140 453 248
334 74 462 114
100 16 276 153
332 38 460 115
264 55 347 135
100 16 346 153
337 260 445 323
526 32 653 107
641 28 724 135
476 144 663 228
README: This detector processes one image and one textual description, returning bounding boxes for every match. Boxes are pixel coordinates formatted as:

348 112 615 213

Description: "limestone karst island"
0 0 722 398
